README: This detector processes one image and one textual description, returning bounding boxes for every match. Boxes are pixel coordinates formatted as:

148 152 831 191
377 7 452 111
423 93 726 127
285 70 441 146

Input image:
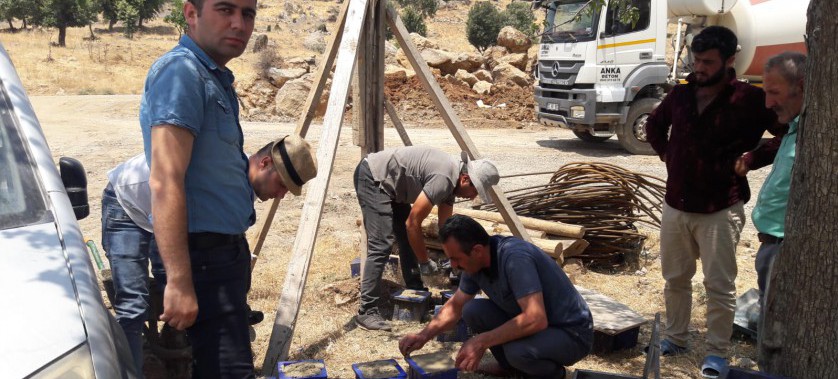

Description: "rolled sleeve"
422 175 455 205
144 55 207 135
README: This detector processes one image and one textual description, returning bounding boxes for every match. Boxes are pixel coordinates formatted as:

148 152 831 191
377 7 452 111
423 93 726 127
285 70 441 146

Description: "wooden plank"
248 0 350 263
575 286 647 335
261 0 371 374
384 97 412 146
384 4 532 243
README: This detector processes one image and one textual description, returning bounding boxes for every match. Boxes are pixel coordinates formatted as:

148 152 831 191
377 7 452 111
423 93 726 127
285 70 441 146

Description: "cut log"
437 208 585 239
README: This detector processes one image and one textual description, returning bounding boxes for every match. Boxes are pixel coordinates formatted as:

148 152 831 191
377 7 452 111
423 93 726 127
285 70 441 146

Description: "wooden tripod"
254 0 533 375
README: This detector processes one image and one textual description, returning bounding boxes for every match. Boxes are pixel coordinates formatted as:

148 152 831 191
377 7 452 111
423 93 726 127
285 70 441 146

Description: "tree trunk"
22 17 26 29
759 0 838 377
88 23 95 40
58 26 67 47
109 18 116 31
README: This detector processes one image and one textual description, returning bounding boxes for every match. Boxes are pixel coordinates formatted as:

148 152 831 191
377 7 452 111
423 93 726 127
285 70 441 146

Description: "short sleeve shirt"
365 146 460 205
106 154 152 232
139 35 254 234
459 236 593 332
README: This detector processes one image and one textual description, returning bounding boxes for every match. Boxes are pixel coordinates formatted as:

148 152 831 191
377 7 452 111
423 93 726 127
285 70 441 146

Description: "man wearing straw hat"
102 136 316 374
354 146 500 331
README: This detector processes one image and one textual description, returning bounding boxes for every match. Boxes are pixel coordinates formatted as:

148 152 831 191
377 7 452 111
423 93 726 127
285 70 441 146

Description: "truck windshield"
541 1 598 43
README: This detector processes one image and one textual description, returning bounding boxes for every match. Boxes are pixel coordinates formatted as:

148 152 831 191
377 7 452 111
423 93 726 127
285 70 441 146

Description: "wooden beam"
442 207 586 239
248 0 350 264
261 0 371 374
384 97 412 146
384 4 532 243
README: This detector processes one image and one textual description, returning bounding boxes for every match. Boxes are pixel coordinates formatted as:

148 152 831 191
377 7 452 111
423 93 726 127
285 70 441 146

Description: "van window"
0 81 49 230
604 0 651 36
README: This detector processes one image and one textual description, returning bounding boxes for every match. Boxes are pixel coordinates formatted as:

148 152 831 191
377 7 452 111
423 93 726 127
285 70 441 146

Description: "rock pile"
237 26 536 121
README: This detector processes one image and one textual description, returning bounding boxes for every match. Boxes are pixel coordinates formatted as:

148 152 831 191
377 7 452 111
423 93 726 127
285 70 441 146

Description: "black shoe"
355 310 392 331
248 310 264 325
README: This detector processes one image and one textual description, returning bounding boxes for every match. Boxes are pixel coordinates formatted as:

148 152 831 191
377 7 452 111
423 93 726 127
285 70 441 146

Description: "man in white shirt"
101 135 315 373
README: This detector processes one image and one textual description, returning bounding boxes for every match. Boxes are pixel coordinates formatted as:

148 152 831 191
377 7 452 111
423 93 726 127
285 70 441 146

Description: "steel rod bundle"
478 162 666 265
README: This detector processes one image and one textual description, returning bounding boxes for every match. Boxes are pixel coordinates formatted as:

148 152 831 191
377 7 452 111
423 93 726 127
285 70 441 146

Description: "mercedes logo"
551 62 560 78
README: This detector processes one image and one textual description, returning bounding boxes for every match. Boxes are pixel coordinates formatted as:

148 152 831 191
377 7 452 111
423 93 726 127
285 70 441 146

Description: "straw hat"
270 134 317 196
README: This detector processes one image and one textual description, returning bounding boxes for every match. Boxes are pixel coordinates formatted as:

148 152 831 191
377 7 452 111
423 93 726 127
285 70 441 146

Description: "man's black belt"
188 232 245 251
757 233 783 245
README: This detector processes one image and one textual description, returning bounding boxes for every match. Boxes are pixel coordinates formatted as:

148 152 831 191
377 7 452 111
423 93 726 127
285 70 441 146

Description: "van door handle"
639 52 652 59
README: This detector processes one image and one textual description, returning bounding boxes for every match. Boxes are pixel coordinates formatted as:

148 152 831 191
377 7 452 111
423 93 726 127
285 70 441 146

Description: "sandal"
644 339 688 356
701 355 727 379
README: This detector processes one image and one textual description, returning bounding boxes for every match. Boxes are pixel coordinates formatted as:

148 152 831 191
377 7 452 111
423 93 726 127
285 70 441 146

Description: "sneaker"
355 310 392 331
419 260 439 275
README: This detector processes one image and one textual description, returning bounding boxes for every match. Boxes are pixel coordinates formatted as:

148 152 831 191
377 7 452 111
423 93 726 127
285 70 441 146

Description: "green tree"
502 2 537 39
393 0 437 18
33 0 98 47
164 0 186 37
99 0 119 30
400 6 427 37
137 0 164 28
0 0 40 30
116 0 139 37
466 1 503 52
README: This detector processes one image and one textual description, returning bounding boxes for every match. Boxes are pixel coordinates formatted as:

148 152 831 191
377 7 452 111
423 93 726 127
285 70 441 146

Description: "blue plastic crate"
351 358 408 379
720 368 791 379
278 359 327 379
405 354 457 379
433 305 470 342
392 289 431 322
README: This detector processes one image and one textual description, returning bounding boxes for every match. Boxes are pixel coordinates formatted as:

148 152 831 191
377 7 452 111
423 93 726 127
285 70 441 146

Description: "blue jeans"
151 236 255 378
101 185 152 374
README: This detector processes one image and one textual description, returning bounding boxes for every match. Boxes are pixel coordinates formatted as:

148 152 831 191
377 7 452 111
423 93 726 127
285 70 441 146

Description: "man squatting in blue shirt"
399 215 593 378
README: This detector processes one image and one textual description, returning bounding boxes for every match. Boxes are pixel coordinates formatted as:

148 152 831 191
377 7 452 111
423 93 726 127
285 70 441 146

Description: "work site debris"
478 162 666 266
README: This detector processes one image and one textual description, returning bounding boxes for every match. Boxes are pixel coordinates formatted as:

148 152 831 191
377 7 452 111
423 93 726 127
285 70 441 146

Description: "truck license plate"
546 103 559 111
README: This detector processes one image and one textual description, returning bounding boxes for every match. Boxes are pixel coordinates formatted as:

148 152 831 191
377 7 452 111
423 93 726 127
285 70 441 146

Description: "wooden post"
261 0 371 374
384 97 412 146
383 4 532 242
249 0 351 266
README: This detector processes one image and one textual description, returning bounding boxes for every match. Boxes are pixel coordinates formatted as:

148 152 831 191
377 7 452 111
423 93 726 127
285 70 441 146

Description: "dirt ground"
30 94 771 379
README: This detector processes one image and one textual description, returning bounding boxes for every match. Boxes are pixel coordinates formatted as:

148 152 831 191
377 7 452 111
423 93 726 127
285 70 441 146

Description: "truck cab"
534 0 669 154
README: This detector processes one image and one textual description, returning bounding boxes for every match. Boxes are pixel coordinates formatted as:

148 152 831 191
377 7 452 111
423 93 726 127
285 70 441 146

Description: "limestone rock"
491 63 530 87
445 74 467 87
497 26 531 54
421 48 455 70
473 69 492 82
482 45 508 70
285 57 312 72
410 32 439 50
275 78 311 117
385 64 408 82
455 69 478 86
472 80 493 95
496 53 527 71
448 52 485 73
267 67 307 88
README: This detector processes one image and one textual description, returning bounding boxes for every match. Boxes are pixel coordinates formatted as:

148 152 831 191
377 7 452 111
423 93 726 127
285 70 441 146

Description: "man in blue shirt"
736 51 806 301
398 215 593 378
139 0 317 376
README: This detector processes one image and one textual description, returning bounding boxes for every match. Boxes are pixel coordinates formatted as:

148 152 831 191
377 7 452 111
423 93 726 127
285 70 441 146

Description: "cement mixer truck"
531 0 808 154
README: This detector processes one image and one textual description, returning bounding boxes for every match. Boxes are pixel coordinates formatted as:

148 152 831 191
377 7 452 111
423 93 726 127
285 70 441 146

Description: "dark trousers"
755 241 781 301
151 238 254 378
354 159 424 314
462 299 592 378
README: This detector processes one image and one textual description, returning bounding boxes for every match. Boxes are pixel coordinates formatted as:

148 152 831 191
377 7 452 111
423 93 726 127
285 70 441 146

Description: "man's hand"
399 333 429 357
160 279 199 330
455 337 487 372
734 155 750 176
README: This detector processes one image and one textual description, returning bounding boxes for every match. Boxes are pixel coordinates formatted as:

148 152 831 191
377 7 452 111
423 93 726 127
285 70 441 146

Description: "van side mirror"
59 157 89 220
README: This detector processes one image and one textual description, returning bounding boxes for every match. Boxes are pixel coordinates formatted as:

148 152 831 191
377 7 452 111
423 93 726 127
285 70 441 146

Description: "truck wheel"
617 97 660 155
572 129 611 143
